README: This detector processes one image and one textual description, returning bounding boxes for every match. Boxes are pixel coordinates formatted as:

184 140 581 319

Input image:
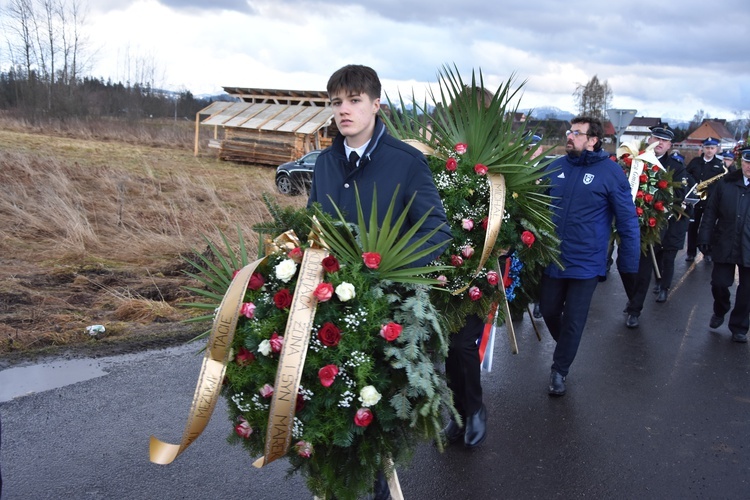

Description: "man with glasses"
697 149 750 343
686 137 724 262
538 116 640 396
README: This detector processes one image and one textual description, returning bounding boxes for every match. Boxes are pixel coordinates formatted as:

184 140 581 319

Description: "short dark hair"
571 116 604 151
327 64 381 101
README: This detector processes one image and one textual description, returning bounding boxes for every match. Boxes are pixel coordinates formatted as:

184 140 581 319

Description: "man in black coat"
697 148 750 343
686 137 725 262
651 126 694 304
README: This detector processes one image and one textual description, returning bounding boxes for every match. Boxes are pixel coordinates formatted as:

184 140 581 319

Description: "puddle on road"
0 342 200 403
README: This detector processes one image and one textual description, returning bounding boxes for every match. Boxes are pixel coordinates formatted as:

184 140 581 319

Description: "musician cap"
702 137 719 147
650 125 674 141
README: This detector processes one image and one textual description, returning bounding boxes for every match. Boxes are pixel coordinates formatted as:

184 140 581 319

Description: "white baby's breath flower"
359 385 381 407
258 339 272 356
275 259 297 282
335 282 356 302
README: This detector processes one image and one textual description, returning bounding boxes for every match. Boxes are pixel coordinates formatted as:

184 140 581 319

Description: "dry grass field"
0 115 306 363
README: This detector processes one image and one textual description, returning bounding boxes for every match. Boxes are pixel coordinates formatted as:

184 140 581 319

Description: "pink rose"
295 440 313 458
259 383 274 398
248 272 265 290
322 255 340 273
354 408 374 427
287 247 303 263
486 270 500 286
362 252 381 269
234 416 253 439
314 282 334 302
445 158 458 172
454 143 468 155
468 286 482 301
462 218 474 231
379 322 403 342
451 255 464 267
235 346 255 366
461 246 475 258
318 364 339 387
474 163 488 175
521 230 535 248
240 302 256 319
270 332 284 353
436 275 448 286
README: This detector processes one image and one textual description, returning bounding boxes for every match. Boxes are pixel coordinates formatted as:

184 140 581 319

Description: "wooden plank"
295 108 334 135
202 102 252 126
261 106 307 131
224 103 270 127
276 106 328 133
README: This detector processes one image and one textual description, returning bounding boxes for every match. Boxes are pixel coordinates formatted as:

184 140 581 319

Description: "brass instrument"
695 165 729 200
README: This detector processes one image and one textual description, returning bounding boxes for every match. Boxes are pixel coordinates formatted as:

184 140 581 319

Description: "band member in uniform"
685 137 724 262
697 149 750 343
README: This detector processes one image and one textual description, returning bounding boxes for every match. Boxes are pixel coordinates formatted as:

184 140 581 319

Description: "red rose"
481 217 488 230
314 282 334 302
322 255 340 273
270 332 284 353
248 272 265 290
454 143 468 155
273 289 293 309
234 417 253 439
451 254 464 267
657 180 668 189
445 157 458 172
318 364 339 387
521 230 535 248
362 252 381 269
639 174 648 184
648 217 657 227
235 346 255 366
354 408 374 427
486 270 500 286
636 207 644 216
636 190 644 199
474 163 488 175
318 322 341 347
379 322 403 342
644 194 654 204
654 201 664 211
287 246 304 263
621 155 633 167
652 165 659 172
468 286 482 301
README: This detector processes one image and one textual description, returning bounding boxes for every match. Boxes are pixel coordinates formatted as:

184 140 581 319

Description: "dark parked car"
275 150 321 195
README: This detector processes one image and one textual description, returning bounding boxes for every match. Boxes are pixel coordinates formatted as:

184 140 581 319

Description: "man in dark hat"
697 148 750 343
685 137 724 262
648 126 694 305
721 150 736 171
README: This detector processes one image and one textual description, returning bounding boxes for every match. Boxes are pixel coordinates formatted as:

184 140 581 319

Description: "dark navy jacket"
544 148 640 278
698 170 750 267
307 117 451 266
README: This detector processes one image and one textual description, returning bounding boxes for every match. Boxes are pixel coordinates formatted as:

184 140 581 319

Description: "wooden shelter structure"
194 87 335 166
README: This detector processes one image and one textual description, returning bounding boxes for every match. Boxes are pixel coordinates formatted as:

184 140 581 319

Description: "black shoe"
656 289 668 303
732 332 748 343
442 418 464 444
464 405 487 448
685 254 695 262
548 370 566 396
372 470 391 500
533 302 542 319
652 285 661 294
626 314 639 328
709 314 724 329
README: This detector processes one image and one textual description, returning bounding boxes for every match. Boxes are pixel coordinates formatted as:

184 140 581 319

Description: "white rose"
335 282 356 302
275 259 297 282
258 340 272 356
359 385 381 407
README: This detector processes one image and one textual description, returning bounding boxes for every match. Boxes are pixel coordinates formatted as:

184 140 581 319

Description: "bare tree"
573 75 612 120
3 0 37 78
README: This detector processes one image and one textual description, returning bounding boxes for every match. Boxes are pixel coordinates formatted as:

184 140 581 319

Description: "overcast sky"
31 0 750 121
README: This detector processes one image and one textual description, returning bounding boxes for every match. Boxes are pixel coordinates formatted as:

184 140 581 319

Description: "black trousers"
445 314 483 417
622 253 654 317
655 248 678 289
711 262 750 335
686 203 707 257
539 275 599 377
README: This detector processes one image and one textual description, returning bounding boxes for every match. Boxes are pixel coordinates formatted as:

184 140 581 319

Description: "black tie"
349 151 360 169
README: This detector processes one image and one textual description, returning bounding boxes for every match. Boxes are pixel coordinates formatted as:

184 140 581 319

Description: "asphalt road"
1 253 749 499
